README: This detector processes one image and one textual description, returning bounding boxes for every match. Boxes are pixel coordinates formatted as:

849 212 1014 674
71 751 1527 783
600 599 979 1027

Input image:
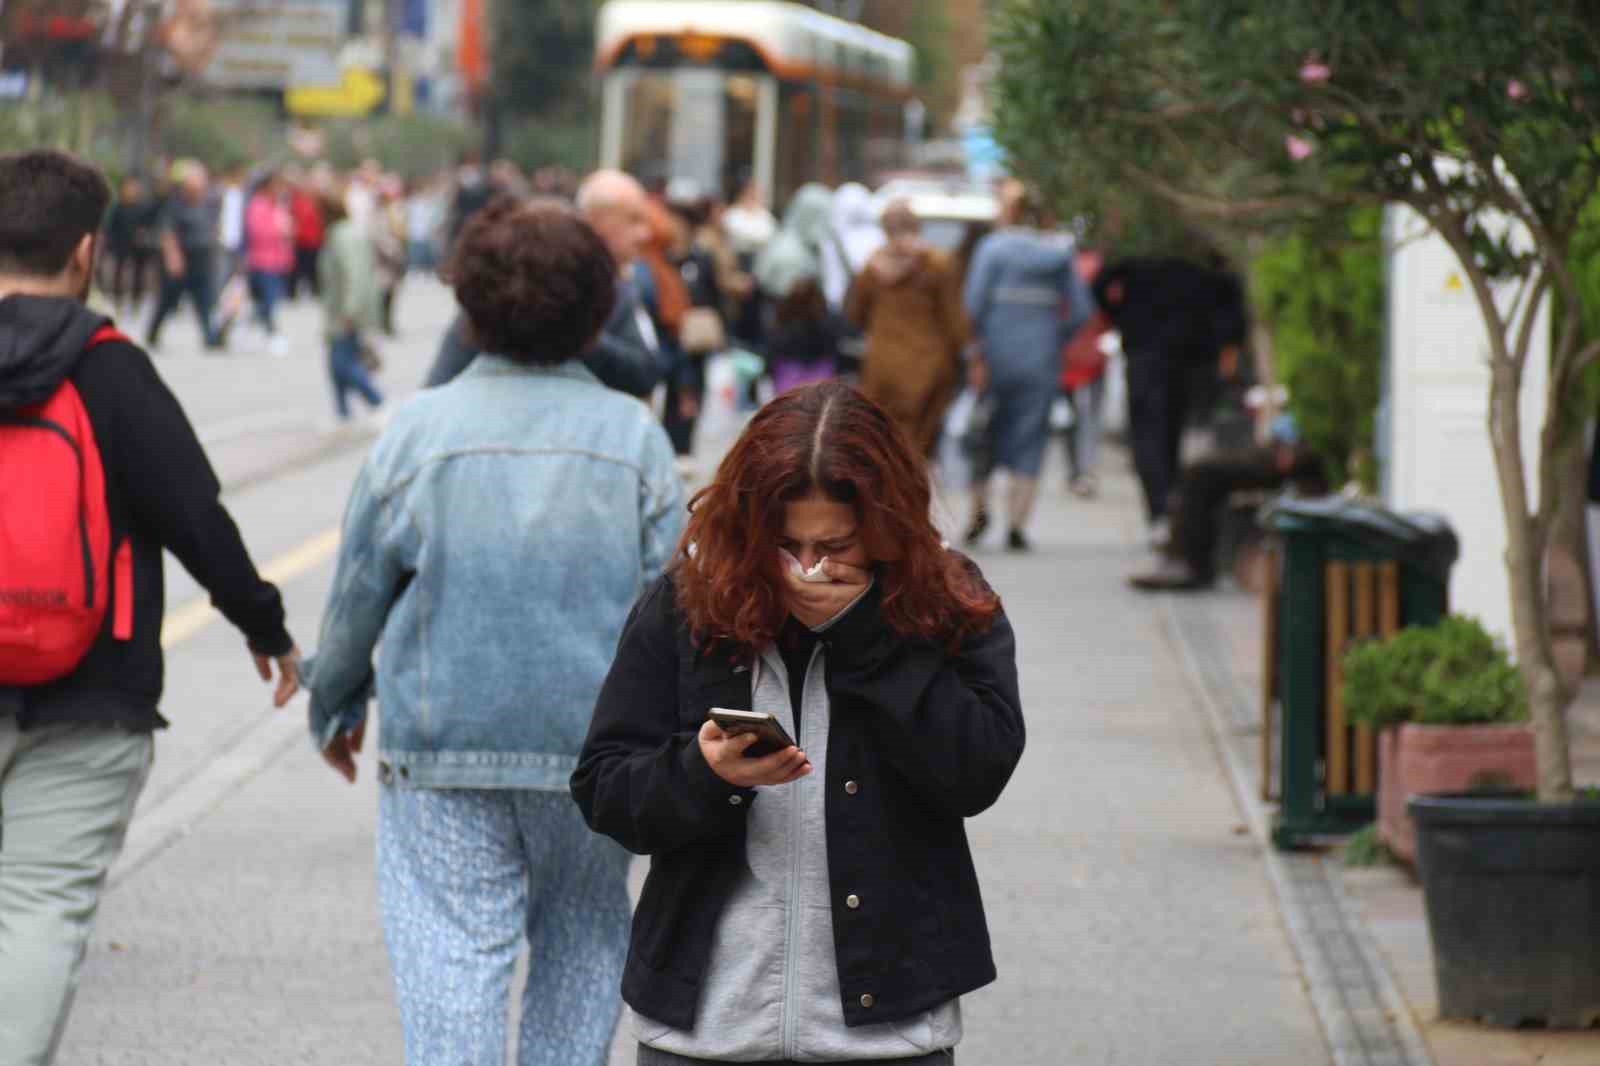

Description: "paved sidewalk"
58 432 1333 1064
1166 573 1600 1066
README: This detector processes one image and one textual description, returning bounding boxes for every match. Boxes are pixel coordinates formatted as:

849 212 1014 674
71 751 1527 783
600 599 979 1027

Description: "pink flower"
1507 79 1529 101
1299 61 1332 84
1285 135 1316 161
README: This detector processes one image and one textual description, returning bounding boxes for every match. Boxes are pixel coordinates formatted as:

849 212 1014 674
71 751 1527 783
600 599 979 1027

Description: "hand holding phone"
700 711 810 788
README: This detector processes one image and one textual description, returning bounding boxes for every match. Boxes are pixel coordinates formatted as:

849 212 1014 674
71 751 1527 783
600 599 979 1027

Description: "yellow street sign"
285 67 386 118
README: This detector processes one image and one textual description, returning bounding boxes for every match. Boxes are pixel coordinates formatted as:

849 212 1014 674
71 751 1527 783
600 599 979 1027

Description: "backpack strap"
87 324 129 349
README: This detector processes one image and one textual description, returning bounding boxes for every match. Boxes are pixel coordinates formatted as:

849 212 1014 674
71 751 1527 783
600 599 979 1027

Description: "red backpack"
0 325 130 684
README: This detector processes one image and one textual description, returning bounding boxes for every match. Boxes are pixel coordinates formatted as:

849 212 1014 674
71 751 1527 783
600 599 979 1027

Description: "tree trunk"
1489 353 1576 803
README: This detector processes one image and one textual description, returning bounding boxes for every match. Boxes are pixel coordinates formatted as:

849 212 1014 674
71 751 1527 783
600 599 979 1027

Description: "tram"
595 0 916 206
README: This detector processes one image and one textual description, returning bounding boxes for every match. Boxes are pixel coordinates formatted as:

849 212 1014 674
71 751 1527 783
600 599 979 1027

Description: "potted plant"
1342 616 1534 866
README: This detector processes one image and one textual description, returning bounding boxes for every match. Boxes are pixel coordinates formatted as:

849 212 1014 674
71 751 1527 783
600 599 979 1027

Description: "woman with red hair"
574 381 1025 1066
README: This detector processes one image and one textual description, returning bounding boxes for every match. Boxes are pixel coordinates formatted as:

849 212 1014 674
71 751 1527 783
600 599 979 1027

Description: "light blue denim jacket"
305 355 686 790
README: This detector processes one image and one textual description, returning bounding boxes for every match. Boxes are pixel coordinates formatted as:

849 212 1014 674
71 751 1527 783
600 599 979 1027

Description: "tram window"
776 83 817 205
623 70 760 198
622 74 676 180
722 75 759 204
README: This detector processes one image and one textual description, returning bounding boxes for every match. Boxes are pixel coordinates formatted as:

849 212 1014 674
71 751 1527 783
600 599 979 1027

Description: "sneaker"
964 510 991 548
267 334 290 358
1128 557 1212 592
1069 474 1099 500
1006 529 1031 553
1148 517 1172 550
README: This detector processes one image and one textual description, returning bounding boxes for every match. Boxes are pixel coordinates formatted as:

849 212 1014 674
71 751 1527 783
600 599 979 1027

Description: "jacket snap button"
378 763 393 784
844 780 859 795
398 766 410 780
728 794 744 806
846 894 860 909
860 993 875 1009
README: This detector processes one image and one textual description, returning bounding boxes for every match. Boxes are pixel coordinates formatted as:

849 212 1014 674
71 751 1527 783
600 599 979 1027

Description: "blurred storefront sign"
205 0 343 89
285 63 383 115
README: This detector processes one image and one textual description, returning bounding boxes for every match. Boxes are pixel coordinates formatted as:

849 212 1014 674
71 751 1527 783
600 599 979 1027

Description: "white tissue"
780 548 833 583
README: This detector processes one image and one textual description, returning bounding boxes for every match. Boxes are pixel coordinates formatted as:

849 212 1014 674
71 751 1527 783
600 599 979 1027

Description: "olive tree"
992 0 1600 800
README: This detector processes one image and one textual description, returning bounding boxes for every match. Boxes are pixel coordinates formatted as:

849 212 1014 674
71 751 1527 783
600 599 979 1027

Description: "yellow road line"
160 527 342 649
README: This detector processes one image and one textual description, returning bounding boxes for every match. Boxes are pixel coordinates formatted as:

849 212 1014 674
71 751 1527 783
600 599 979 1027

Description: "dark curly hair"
447 197 618 365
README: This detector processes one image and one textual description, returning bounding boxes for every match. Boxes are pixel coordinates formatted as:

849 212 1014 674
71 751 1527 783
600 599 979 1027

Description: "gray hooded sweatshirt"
635 616 963 1061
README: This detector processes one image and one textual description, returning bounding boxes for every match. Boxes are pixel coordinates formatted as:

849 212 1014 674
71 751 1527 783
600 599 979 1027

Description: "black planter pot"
1409 792 1600 1028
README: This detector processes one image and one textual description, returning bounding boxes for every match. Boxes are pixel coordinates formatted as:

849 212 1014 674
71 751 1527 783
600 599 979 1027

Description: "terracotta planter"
1376 723 1536 864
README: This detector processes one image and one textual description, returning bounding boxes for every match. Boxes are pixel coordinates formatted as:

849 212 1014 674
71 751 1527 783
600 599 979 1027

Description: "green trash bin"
1263 497 1458 850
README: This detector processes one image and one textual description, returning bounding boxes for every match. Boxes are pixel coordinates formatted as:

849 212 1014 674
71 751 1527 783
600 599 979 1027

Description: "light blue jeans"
377 785 631 1066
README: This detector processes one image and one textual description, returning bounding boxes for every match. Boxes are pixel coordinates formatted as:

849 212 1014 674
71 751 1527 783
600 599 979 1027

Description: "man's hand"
322 720 366 784
966 356 989 393
253 646 302 707
783 559 871 630
1219 344 1241 380
698 720 811 788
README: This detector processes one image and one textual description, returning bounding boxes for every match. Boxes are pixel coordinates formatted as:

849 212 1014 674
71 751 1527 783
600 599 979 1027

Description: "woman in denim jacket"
306 199 685 1066
574 383 1025 1065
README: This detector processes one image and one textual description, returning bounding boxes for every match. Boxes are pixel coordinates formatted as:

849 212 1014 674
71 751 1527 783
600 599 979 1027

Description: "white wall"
1383 204 1550 649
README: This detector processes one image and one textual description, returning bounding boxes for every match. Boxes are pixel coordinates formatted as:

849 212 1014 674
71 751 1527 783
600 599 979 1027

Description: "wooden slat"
1325 561 1351 796
1352 562 1377 794
1261 545 1280 802
1378 562 1401 638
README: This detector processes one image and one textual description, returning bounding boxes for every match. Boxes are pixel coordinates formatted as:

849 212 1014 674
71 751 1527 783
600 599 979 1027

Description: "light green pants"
0 718 152 1066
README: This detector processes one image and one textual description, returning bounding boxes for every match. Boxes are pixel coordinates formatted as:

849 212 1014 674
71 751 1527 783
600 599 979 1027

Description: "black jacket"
1093 256 1248 365
0 295 292 731
571 571 1025 1031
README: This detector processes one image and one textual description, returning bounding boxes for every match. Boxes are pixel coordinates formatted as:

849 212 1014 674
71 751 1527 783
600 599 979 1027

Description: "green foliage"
321 114 476 178
499 116 596 175
1342 616 1529 731
161 95 284 173
0 92 123 174
1251 208 1383 490
1341 824 1391 867
489 0 600 122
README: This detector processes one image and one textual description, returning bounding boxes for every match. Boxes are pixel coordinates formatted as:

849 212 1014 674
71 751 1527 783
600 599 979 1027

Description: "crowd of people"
0 134 1334 1066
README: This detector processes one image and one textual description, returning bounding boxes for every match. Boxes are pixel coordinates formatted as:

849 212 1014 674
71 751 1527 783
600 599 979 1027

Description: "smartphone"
707 708 797 758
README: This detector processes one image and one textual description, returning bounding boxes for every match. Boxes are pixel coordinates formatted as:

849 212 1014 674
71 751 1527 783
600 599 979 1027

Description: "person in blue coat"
963 181 1093 551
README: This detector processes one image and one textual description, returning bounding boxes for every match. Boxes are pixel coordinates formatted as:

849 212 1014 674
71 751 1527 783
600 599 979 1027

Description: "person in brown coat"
846 200 969 455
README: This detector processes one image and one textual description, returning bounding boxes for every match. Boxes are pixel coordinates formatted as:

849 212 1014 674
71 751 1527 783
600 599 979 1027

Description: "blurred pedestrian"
288 168 325 300
755 183 841 394
441 150 494 261
423 169 663 399
307 197 684 1066
145 160 225 352
373 175 408 336
1093 253 1247 543
1129 414 1325 591
243 169 293 356
820 181 882 311
216 163 248 290
722 174 776 348
404 175 443 273
1059 248 1111 498
573 381 1024 1066
0 148 300 1066
316 190 385 422
658 187 728 457
101 174 159 316
962 181 1092 551
847 199 967 456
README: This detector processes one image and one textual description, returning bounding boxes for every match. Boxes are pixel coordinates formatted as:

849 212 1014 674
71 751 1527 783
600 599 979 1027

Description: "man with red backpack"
0 149 302 1065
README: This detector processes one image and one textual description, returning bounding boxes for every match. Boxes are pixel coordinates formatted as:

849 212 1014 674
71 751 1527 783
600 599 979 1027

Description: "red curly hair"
673 381 1000 650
